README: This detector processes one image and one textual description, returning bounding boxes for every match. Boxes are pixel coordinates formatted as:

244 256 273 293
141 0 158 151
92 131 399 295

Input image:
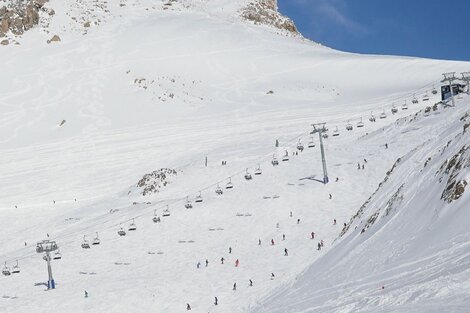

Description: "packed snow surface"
0 0 469 312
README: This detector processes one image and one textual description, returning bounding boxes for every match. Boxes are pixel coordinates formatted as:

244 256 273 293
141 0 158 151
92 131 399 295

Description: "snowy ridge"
252 97 470 313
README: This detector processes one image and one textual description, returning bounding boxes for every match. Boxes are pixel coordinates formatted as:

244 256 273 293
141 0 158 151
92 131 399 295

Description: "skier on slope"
249 279 253 287
271 239 275 245
84 290 88 298
282 234 285 240
205 259 209 267
333 219 337 225
271 273 275 280
297 218 300 224
197 262 201 269
284 248 288 256
214 297 218 305
311 232 315 239
235 259 239 267
229 247 232 254
233 282 237 290
258 239 261 245
221 257 225 264
186 303 191 310
317 242 321 250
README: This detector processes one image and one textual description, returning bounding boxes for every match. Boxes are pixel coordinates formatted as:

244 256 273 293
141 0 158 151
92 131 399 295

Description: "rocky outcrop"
440 145 469 203
135 168 178 196
0 0 48 37
241 0 298 34
47 34 60 43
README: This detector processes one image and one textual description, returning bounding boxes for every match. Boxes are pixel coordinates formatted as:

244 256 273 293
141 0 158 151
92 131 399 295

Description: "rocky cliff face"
0 0 51 38
241 0 298 34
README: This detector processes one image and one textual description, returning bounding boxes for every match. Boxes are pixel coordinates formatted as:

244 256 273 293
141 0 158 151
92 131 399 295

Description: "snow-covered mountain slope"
0 0 466 208
252 102 470 313
0 1 469 312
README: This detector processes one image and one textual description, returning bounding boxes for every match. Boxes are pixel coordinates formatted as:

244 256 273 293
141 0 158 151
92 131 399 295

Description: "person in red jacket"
235 259 239 267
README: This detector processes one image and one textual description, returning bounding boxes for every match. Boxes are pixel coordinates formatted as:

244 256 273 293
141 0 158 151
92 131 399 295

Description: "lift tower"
311 123 329 184
36 240 58 289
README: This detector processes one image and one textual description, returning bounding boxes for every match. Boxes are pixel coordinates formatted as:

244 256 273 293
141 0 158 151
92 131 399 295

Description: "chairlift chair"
423 93 430 101
271 156 279 166
244 168 253 180
215 184 223 195
432 86 438 95
254 165 262 175
322 133 329 139
195 192 203 203
92 232 100 245
12 261 20 274
346 121 353 131
128 219 137 231
53 250 62 260
307 137 315 148
380 110 387 119
412 94 419 104
296 140 304 152
81 236 90 249
2 262 10 276
332 126 340 137
162 206 171 217
282 151 289 161
357 117 364 128
391 105 398 114
226 178 234 189
369 112 376 122
184 197 193 209
402 101 408 110
118 226 126 236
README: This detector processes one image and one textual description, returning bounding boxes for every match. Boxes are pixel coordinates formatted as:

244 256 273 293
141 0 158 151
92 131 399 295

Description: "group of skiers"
186 209 339 311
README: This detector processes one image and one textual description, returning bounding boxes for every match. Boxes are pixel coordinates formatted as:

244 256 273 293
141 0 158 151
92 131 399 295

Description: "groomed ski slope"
252 97 470 313
0 0 469 312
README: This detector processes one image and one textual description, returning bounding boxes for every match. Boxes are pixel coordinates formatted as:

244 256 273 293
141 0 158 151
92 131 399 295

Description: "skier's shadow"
299 175 324 184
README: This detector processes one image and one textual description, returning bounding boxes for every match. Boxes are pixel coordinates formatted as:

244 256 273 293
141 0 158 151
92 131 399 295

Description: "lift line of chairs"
82 87 441 247
5 85 444 265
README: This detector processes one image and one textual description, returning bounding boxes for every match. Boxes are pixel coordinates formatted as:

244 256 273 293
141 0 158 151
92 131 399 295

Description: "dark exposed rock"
0 0 49 37
440 145 469 203
241 0 298 34
47 34 60 43
135 168 178 196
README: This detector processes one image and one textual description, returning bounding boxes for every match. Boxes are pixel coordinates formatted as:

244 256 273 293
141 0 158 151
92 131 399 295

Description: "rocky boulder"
241 0 298 34
47 34 60 43
135 168 178 196
0 0 49 37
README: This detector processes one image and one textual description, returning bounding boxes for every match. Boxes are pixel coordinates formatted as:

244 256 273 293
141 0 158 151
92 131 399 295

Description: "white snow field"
0 0 469 312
